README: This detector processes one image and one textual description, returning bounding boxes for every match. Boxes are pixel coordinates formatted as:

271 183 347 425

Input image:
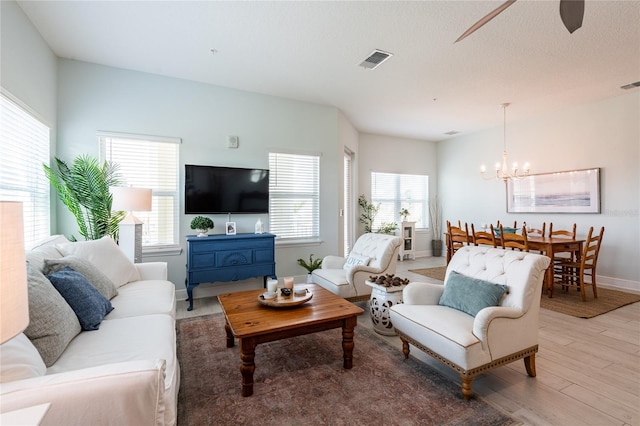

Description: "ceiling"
17 0 640 141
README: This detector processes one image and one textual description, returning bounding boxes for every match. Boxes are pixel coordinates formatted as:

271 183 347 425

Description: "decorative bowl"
262 291 277 300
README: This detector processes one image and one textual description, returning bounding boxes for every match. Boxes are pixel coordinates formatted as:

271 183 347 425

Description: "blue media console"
185 233 276 311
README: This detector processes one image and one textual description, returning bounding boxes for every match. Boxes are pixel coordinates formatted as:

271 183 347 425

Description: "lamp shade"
0 201 29 344
110 186 152 212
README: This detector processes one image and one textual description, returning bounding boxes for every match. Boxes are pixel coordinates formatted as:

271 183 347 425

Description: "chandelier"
480 103 530 181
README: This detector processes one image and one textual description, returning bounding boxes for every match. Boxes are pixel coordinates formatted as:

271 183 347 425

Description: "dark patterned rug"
177 314 516 426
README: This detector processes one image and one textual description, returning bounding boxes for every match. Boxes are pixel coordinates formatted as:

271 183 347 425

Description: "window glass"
371 172 429 229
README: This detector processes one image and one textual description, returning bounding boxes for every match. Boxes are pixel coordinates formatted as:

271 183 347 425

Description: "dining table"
527 235 585 297
445 232 585 297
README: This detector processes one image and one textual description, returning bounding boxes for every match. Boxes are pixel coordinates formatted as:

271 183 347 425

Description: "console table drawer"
217 250 252 267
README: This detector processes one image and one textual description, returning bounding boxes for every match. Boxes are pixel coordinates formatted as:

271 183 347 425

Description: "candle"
267 279 278 293
283 277 294 289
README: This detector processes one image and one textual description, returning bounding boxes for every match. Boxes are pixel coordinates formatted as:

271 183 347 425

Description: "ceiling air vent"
445 131 460 136
359 49 393 70
621 81 640 90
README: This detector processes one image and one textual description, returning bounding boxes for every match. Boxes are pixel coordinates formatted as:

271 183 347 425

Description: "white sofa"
390 246 550 399
312 233 403 301
0 235 179 426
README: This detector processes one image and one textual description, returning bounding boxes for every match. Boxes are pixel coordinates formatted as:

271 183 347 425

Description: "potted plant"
429 196 443 257
297 254 323 283
399 208 410 222
44 155 125 241
190 216 214 237
358 194 379 233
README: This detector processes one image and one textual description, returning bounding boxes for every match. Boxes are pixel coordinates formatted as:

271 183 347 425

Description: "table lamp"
0 201 29 345
111 186 152 263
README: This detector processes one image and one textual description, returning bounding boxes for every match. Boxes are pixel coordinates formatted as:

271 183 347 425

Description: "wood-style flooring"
176 257 640 426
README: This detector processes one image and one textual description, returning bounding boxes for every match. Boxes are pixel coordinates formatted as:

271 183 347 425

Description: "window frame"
98 131 181 256
268 150 321 245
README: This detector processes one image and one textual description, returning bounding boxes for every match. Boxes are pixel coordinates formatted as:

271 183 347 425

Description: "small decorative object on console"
368 274 410 287
254 218 264 234
190 216 214 237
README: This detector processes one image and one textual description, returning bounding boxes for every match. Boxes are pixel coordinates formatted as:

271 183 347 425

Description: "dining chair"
548 223 579 263
471 223 497 247
552 226 604 301
526 222 546 237
500 225 529 251
446 220 470 263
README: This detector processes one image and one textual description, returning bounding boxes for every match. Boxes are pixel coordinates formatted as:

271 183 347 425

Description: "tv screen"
185 164 269 214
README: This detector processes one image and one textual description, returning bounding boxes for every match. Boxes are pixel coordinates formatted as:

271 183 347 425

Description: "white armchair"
312 233 403 301
389 246 550 399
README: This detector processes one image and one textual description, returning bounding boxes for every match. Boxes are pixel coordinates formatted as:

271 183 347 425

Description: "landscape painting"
506 168 600 213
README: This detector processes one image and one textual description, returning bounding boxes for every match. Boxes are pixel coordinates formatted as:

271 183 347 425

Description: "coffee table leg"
240 337 256 397
342 316 357 369
224 320 234 348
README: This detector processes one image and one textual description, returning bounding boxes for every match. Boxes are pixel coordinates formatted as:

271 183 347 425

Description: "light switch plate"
227 136 239 148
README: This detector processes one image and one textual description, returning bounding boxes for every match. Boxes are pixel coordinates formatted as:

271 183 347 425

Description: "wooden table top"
218 284 364 338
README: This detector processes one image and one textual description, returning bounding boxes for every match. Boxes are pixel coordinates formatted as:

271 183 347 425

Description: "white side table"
365 280 408 335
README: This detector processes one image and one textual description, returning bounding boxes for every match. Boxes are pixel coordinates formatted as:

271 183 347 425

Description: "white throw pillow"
57 236 141 287
0 333 46 383
343 254 371 272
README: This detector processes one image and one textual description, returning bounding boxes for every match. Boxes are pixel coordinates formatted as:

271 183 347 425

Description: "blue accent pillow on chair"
47 266 114 330
438 271 508 317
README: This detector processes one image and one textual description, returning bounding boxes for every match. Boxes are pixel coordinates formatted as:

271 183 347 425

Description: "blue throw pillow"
438 271 508 317
47 266 114 331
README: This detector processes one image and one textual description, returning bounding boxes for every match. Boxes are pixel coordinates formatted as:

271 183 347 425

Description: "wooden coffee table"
218 283 364 396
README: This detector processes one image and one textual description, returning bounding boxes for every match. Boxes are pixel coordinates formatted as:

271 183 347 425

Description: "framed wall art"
506 168 600 214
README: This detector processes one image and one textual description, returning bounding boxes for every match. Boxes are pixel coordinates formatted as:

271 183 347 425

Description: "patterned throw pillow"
24 263 81 367
47 267 114 331
44 256 118 300
343 254 371 272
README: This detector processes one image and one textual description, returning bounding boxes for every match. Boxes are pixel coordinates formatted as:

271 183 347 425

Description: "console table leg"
341 316 357 369
240 338 256 397
186 284 196 311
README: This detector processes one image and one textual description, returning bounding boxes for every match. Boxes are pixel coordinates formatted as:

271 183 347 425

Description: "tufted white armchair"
389 246 550 399
312 233 403 301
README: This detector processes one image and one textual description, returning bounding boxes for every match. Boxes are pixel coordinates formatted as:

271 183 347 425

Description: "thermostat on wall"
227 136 239 149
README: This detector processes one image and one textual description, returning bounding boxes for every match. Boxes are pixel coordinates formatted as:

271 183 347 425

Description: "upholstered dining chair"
553 226 604 301
500 225 529 251
389 246 550 399
446 220 470 263
471 223 497 247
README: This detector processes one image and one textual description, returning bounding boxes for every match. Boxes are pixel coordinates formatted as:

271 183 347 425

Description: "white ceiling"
17 0 640 141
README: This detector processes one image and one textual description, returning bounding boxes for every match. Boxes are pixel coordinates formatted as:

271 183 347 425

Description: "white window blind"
99 132 180 250
0 93 50 249
268 152 320 241
371 172 429 229
344 150 353 255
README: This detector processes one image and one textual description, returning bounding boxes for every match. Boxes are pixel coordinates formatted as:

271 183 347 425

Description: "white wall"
438 93 640 290
358 133 439 256
1 0 58 230
56 59 342 291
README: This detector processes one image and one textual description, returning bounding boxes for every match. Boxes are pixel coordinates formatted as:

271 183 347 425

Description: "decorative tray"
258 289 313 308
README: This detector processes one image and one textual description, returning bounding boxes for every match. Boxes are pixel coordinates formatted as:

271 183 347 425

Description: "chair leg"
400 337 410 359
524 354 536 377
461 376 474 400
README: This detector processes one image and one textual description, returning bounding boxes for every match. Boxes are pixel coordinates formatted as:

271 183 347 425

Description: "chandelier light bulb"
480 103 531 182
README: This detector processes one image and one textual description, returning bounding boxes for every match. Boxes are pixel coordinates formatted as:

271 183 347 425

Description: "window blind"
268 152 320 241
343 150 353 255
0 93 51 248
99 132 180 249
371 172 429 229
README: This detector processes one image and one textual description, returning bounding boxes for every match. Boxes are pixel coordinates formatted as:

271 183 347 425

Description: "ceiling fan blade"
455 0 517 43
559 0 584 33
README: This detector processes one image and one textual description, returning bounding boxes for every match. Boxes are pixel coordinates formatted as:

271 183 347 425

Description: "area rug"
540 287 640 318
409 267 640 319
176 314 516 426
409 266 447 281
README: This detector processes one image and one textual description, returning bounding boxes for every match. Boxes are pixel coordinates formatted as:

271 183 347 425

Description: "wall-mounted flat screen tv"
185 164 269 214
